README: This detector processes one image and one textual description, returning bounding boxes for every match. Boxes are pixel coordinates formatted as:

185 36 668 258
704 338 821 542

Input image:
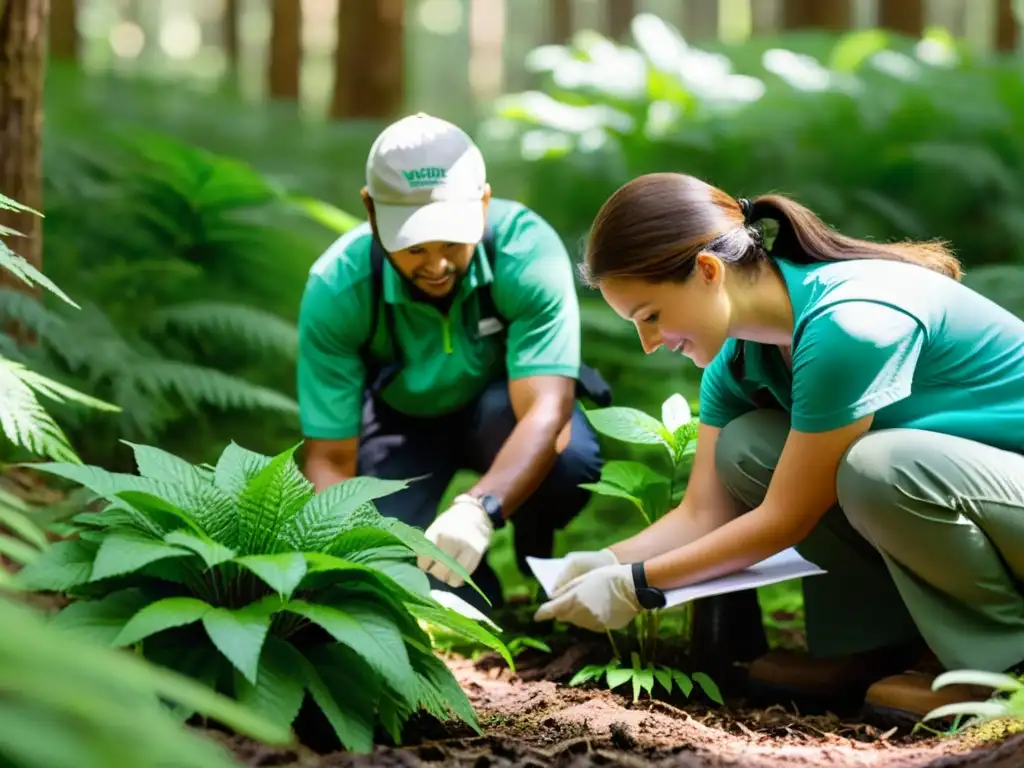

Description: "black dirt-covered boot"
688 589 770 695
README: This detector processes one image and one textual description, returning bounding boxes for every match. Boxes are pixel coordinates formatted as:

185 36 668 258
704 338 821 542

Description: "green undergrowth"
12 440 511 754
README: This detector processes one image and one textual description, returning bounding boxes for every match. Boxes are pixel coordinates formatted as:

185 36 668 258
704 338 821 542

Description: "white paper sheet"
526 547 826 607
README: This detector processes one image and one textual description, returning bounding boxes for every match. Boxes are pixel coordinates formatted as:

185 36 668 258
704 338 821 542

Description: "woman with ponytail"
534 172 1024 727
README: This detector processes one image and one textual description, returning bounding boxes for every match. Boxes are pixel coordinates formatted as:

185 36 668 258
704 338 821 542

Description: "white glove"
551 548 619 593
417 494 493 588
533 563 641 632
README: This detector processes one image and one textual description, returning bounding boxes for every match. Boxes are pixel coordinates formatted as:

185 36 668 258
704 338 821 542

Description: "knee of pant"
554 409 604 487
836 431 909 534
714 409 789 487
472 382 518 457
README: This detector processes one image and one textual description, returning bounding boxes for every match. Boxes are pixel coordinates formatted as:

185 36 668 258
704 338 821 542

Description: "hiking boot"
861 671 994 732
745 641 925 715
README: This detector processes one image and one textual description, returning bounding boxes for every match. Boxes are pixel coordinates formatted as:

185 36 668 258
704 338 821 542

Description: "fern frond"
0 193 39 215
0 241 79 308
135 359 298 415
0 357 81 463
0 287 70 342
146 302 298 359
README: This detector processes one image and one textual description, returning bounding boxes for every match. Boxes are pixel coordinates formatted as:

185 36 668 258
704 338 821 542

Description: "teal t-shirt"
699 256 1024 453
296 198 581 440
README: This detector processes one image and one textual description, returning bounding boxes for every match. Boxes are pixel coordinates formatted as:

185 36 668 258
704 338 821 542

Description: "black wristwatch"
475 493 505 530
632 561 667 610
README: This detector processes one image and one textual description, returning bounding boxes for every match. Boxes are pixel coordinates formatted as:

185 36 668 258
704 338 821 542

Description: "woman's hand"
533 563 641 631
550 548 619 592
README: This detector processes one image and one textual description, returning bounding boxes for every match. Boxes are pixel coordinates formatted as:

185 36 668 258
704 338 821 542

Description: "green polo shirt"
297 198 581 440
699 256 1024 453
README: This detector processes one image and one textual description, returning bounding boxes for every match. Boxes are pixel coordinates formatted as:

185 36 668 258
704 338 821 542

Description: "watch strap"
631 561 667 610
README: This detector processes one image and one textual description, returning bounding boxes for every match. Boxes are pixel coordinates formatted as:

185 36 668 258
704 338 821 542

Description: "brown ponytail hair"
580 173 961 286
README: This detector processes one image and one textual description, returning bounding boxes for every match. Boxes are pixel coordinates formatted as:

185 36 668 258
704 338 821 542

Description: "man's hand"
417 494 493 587
533 563 641 631
551 548 619 592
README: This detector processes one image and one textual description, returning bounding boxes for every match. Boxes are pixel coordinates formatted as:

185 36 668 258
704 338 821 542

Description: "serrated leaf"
286 599 419 703
408 602 512 669
0 241 79 307
213 440 273 499
115 596 214 647
234 552 308 598
406 642 481 732
202 599 278 685
380 519 485 603
236 443 312 555
284 476 410 551
164 530 235 569
234 638 306 728
90 532 193 581
14 539 97 591
49 588 150 645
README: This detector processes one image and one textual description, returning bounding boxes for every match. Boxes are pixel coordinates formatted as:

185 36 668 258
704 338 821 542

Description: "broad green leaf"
305 642 383 748
285 476 410 551
90 532 193 582
654 666 674 694
0 489 50 549
115 596 214 647
236 443 312 555
272 637 377 752
201 599 279 685
213 440 273 499
693 671 723 704
606 667 632 690
578 481 646 519
601 460 669 496
286 600 419 703
586 406 674 450
406 642 481 732
568 663 608 687
408 602 512 669
381 519 486 603
122 442 206 487
326 526 406 559
14 539 97 591
234 552 307 598
673 669 694 697
164 530 235 569
234 638 306 728
49 588 150 646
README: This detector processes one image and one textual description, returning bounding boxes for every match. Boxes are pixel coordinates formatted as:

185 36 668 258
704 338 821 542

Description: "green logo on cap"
402 166 447 188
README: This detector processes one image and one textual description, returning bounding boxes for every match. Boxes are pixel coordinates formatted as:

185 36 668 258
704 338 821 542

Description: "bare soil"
207 652 1024 768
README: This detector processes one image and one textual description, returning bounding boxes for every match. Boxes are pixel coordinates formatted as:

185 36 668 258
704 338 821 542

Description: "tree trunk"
0 0 50 293
331 0 404 119
268 0 301 101
604 0 636 41
877 0 923 37
47 0 74 61
782 0 850 30
751 0 780 35
996 0 1019 52
550 0 572 44
223 0 240 89
682 0 719 42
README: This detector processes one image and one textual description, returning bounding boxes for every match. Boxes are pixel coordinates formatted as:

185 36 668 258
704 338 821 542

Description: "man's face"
388 240 476 298
361 186 490 299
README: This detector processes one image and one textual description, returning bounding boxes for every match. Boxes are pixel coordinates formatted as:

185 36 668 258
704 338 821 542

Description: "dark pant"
356 379 604 613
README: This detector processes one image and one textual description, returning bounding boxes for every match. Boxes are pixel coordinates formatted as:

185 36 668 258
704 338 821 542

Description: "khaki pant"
716 410 1024 673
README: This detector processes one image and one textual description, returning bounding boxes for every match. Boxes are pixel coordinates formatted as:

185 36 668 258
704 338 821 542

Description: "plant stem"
607 629 620 660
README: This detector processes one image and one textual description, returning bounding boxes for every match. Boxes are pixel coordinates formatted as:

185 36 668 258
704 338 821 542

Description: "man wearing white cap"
296 113 609 612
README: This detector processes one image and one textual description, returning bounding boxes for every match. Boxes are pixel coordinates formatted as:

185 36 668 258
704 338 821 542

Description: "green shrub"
14 440 511 752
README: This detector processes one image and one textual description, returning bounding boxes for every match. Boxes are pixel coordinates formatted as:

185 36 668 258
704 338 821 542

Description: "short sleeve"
493 210 581 380
698 341 756 428
296 273 370 440
791 302 924 433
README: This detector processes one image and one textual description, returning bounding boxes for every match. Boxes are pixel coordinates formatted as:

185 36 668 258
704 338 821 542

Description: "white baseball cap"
365 112 487 253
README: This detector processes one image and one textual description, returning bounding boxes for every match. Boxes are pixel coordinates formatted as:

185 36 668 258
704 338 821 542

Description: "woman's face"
597 253 730 368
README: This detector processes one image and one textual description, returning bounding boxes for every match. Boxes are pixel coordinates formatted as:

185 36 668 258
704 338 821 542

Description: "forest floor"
210 645 1024 768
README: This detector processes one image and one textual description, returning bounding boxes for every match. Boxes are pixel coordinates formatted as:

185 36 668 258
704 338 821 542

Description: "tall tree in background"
997 0 1020 51
0 0 50 288
604 0 636 41
268 0 301 101
782 0 850 30
549 0 572 44
223 0 240 91
332 0 404 119
48 0 74 61
878 0 923 36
